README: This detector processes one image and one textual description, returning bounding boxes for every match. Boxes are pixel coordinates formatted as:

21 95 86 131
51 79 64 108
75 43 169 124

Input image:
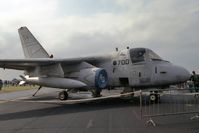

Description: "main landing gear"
59 91 68 100
58 89 102 100
91 89 102 98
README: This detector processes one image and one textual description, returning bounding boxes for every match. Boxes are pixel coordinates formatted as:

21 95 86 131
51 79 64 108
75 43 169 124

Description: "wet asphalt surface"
0 88 199 133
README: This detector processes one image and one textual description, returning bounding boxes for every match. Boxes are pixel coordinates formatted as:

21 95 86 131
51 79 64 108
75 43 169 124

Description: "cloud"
0 0 199 79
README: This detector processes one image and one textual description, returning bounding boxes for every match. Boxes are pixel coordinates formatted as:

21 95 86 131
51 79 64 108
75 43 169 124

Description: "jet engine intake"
78 68 108 90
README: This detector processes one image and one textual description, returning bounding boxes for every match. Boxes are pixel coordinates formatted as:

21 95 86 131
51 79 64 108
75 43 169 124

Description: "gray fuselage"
97 48 190 88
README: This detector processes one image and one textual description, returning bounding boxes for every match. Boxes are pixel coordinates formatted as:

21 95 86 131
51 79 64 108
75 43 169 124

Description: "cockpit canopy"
129 48 163 63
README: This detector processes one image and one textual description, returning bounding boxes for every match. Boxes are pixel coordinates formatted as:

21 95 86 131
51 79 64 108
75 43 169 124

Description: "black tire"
150 94 156 102
59 91 68 100
150 94 160 104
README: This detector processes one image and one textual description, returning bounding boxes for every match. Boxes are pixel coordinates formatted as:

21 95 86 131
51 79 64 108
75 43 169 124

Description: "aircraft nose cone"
173 66 191 83
154 63 190 86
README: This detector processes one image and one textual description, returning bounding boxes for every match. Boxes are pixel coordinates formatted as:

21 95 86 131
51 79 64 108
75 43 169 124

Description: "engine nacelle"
78 68 108 90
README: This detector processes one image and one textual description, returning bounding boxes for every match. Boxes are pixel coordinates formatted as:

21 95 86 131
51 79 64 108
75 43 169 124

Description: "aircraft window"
130 48 146 63
155 67 157 73
147 50 162 61
139 72 141 77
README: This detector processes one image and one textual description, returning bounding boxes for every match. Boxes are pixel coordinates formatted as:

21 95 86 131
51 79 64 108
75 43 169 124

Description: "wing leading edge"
0 56 110 71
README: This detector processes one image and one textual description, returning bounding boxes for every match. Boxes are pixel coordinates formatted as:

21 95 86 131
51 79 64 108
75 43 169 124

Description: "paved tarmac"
0 88 199 133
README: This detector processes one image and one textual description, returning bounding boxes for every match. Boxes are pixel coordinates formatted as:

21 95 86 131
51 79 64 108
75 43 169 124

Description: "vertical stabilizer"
18 27 50 58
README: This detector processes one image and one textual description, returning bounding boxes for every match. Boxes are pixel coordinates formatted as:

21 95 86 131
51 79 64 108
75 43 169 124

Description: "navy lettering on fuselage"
113 59 129 66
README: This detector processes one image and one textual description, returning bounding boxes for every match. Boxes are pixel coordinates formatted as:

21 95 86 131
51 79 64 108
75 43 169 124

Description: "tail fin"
18 27 50 58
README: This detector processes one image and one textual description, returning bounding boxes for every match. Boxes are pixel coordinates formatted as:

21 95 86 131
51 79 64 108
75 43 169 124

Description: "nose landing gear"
149 91 160 103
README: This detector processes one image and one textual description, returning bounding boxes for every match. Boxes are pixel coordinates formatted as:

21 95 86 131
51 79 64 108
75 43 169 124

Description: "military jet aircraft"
0 27 190 101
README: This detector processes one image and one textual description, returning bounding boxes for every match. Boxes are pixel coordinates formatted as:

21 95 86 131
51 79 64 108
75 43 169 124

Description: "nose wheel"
59 91 68 100
150 94 156 101
149 91 160 103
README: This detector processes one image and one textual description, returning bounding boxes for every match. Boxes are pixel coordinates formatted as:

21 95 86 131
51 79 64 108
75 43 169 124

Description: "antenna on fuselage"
115 47 119 52
50 54 54 58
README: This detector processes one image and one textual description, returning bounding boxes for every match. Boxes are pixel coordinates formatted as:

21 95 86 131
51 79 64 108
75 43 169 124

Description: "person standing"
190 71 199 92
0 79 2 90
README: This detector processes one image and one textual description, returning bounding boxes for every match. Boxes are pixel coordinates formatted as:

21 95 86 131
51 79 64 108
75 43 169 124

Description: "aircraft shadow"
0 98 140 121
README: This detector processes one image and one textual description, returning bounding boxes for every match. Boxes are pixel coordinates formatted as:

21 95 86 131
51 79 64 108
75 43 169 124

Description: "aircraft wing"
0 56 110 70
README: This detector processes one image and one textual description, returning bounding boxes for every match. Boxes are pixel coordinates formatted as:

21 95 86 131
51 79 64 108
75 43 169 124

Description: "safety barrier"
139 88 199 126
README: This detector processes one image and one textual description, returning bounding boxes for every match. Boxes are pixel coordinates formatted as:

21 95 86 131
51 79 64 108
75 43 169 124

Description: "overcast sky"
0 0 199 80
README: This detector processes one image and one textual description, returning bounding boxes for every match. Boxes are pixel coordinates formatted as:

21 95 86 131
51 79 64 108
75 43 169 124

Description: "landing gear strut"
91 89 102 98
59 91 68 100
